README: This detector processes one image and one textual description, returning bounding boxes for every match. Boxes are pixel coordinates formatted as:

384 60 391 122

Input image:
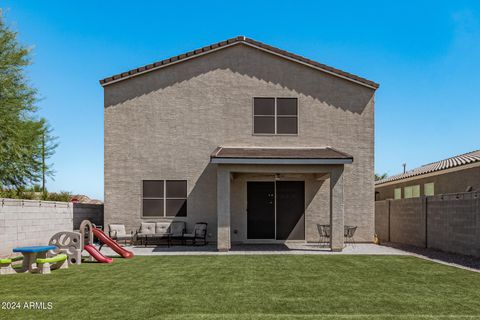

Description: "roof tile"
376 150 480 185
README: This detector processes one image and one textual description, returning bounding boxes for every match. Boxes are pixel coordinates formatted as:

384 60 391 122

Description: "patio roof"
210 147 353 165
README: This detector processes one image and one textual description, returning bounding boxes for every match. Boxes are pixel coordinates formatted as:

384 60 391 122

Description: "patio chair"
108 224 133 245
317 224 331 247
182 222 208 246
344 226 357 247
169 221 186 245
135 222 156 246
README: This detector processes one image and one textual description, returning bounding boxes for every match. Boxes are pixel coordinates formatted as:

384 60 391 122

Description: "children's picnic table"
12 246 58 272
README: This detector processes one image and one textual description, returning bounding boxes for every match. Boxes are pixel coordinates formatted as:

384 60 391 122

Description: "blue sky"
2 1 480 199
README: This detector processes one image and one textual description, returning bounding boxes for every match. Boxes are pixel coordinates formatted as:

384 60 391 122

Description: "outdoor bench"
36 253 68 274
0 256 24 275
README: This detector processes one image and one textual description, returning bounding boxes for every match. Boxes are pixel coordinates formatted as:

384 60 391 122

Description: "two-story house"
100 36 379 251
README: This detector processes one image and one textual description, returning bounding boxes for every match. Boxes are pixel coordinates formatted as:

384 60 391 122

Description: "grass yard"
1 255 480 319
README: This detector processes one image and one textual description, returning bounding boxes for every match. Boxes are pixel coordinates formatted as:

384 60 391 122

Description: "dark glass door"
276 181 305 240
247 182 275 239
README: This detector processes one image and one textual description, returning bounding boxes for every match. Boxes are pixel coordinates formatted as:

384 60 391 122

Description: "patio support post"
330 166 345 251
217 165 231 251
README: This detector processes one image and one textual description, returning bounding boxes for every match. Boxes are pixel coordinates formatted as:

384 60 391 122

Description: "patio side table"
12 245 58 273
145 233 171 247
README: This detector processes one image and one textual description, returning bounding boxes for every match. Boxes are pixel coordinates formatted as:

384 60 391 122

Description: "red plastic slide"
84 244 113 263
92 228 134 259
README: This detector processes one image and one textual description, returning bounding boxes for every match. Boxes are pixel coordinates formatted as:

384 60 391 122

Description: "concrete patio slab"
97 243 408 256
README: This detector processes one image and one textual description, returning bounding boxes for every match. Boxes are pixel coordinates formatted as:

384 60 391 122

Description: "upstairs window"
412 185 420 197
404 185 420 198
142 180 187 217
424 182 435 196
253 97 298 135
394 188 402 199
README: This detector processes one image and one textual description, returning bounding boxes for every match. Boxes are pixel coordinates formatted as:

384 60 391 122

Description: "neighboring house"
71 194 103 205
100 36 379 251
375 150 480 201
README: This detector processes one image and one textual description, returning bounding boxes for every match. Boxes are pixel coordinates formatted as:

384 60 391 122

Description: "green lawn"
1 255 480 319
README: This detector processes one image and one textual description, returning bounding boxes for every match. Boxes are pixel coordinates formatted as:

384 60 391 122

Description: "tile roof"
376 150 480 185
211 146 353 160
99 36 379 89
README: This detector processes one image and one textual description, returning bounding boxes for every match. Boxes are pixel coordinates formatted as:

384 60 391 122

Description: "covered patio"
210 147 354 252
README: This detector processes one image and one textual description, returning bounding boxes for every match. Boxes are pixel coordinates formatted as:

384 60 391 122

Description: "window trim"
252 97 299 136
142 180 187 218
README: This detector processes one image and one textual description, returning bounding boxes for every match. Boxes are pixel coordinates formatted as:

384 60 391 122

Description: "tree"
375 173 388 181
0 11 57 190
41 121 58 193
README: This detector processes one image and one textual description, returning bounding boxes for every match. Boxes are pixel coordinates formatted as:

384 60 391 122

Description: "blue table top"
13 245 57 253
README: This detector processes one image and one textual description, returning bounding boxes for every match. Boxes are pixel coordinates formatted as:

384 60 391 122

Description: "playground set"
78 220 134 263
0 220 134 275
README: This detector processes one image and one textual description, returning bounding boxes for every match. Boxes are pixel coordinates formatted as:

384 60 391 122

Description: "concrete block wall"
72 203 104 230
0 198 73 257
389 197 426 247
374 200 390 242
427 192 480 257
374 191 480 257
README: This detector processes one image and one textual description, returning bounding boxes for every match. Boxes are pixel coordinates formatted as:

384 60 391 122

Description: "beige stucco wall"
103 43 375 242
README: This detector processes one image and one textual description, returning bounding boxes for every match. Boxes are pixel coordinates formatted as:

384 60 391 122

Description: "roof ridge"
420 149 480 167
99 36 379 89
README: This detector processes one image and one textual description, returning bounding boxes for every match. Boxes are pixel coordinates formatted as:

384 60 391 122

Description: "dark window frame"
253 97 298 135
142 180 187 218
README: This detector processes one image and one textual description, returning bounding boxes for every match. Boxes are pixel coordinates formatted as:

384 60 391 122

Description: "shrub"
45 191 72 202
0 188 71 202
0 188 19 198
